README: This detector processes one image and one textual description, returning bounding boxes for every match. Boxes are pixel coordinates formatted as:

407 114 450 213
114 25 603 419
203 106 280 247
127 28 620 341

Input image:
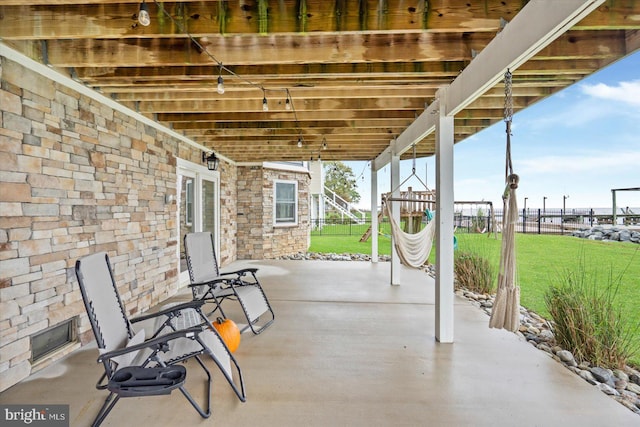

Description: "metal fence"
311 208 639 237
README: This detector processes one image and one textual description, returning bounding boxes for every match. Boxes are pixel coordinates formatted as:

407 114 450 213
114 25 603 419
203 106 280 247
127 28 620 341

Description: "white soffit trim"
0 42 235 167
372 0 606 171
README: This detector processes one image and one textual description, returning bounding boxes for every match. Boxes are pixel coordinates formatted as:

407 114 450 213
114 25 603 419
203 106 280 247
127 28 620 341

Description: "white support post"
390 149 401 285
434 91 455 343
371 166 379 263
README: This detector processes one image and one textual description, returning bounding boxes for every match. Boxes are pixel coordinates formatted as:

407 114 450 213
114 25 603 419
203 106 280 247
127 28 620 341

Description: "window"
274 180 298 226
185 178 194 226
31 318 77 363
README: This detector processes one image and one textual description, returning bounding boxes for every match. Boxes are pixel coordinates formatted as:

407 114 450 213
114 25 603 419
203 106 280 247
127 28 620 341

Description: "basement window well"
31 318 77 363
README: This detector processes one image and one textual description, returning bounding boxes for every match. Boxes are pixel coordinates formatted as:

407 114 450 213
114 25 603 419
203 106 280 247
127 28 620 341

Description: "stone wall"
236 166 264 259
0 55 237 391
236 165 311 259
218 160 238 265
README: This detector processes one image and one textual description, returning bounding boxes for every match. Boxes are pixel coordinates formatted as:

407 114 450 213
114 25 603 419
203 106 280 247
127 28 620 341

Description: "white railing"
323 187 366 224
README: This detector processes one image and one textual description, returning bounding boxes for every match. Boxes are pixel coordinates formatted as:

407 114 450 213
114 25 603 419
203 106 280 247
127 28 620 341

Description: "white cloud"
580 80 640 107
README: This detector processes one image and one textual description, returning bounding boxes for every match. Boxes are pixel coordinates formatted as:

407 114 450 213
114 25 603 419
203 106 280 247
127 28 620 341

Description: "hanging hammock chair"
489 69 521 332
384 200 435 268
383 146 435 269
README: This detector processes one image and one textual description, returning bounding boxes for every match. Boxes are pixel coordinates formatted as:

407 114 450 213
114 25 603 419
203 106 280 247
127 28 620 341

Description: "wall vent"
31 318 77 363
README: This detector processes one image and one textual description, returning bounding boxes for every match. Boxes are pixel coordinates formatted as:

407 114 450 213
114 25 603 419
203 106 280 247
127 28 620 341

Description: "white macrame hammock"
488 69 521 332
384 201 435 269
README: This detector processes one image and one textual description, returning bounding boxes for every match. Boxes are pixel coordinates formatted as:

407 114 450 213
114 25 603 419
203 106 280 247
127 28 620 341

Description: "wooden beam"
156 110 417 122
136 97 429 113
38 32 495 67
170 119 412 130
2 0 637 39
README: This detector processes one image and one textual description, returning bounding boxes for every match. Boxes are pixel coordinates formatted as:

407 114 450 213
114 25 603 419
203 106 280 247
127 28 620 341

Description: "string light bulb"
297 137 303 148
217 65 225 94
138 1 151 26
262 95 269 112
285 98 291 111
322 137 327 150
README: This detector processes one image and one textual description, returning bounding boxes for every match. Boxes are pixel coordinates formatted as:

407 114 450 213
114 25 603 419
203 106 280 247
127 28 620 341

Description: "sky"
344 51 640 212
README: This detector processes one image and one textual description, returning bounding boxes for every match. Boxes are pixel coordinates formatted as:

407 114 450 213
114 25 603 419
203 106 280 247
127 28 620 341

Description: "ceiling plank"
2 1 637 39
38 32 496 67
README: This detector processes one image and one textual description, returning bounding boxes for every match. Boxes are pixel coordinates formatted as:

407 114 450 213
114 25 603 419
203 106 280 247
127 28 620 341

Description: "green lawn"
310 233 640 366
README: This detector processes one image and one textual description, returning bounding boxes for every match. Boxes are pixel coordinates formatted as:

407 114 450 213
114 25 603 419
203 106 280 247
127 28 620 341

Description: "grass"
310 232 640 367
545 261 639 369
454 250 495 295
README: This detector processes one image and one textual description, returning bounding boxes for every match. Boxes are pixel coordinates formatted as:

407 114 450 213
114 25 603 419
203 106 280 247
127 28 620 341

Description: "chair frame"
184 232 275 334
76 252 246 427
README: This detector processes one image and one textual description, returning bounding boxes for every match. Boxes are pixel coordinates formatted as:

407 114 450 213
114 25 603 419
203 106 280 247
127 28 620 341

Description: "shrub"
544 263 639 369
454 251 495 295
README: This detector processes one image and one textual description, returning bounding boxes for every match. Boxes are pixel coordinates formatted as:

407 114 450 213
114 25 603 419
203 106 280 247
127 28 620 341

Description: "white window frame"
273 179 298 227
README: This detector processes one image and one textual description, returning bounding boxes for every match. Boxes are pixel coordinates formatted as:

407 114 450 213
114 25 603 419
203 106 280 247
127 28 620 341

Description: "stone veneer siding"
236 165 310 259
0 55 239 391
217 161 238 266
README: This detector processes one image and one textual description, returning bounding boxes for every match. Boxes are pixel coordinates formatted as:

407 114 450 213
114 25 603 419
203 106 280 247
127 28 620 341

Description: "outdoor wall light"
138 1 151 26
202 151 220 171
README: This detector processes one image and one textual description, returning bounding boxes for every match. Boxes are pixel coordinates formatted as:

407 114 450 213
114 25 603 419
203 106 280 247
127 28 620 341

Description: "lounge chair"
75 252 246 427
184 232 274 334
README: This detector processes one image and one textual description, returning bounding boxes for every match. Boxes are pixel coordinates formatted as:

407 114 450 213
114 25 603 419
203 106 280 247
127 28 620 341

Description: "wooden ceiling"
1 1 639 163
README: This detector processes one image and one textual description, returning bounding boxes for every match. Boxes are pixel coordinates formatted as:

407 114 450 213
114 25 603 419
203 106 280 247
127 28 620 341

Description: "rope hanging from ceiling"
489 69 521 333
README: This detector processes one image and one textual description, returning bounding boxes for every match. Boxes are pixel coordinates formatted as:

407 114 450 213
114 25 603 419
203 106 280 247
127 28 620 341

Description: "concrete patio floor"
1 260 638 426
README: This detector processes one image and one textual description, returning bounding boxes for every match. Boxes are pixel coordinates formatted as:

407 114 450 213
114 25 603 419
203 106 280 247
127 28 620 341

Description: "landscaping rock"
615 379 628 391
614 369 630 382
572 226 639 244
591 367 616 388
630 374 640 386
627 382 640 395
537 343 552 354
579 370 598 385
578 361 591 370
557 350 577 367
598 383 619 396
539 329 554 342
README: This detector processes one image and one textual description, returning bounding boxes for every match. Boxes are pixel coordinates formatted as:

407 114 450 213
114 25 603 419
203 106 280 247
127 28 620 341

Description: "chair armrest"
96 326 204 363
219 268 258 276
130 300 206 324
188 277 230 289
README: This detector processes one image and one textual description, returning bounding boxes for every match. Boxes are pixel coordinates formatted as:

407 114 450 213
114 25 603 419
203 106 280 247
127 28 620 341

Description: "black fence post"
537 208 541 234
522 208 526 233
589 209 594 227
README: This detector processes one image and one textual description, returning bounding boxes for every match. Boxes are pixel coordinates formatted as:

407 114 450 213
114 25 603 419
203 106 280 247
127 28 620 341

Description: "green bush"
453 251 495 295
544 263 639 369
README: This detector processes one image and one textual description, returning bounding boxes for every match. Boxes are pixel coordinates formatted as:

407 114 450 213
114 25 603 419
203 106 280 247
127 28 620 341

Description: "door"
177 159 220 284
